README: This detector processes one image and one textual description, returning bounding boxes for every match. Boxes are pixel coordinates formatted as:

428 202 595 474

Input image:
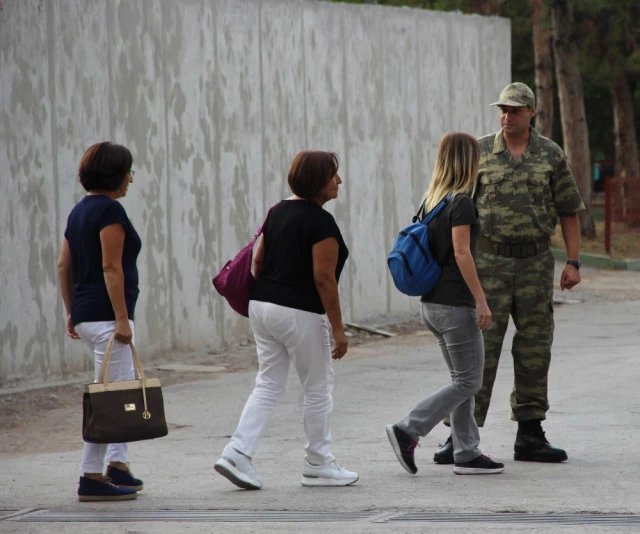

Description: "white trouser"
229 301 335 466
75 320 135 474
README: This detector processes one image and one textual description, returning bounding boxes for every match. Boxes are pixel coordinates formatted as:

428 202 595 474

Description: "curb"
551 248 640 271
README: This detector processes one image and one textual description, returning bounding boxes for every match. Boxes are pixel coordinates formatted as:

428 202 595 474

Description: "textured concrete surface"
0 0 510 385
1 263 639 532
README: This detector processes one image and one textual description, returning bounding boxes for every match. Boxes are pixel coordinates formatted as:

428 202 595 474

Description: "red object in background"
604 177 640 255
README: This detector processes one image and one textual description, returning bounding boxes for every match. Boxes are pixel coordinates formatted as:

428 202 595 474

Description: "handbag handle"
98 335 147 387
98 335 152 419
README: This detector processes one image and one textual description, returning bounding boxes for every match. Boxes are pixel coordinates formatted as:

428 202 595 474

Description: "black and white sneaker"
386 424 418 474
453 454 504 475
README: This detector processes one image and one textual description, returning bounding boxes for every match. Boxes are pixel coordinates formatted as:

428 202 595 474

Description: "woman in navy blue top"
57 142 143 502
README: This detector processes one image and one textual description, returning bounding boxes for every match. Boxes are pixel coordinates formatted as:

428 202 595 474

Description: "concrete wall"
0 0 510 386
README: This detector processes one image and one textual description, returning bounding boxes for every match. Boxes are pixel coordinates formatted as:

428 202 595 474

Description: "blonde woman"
386 132 505 475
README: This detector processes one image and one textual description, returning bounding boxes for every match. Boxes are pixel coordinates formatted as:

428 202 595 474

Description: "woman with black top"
386 133 505 475
215 151 358 489
58 142 144 501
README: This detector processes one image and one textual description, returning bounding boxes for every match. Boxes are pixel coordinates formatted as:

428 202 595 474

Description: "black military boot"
433 435 454 464
514 420 568 463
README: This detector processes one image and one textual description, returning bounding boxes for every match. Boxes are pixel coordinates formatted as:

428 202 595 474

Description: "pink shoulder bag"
212 209 272 318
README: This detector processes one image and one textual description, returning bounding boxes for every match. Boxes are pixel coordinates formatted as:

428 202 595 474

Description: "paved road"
2 263 639 533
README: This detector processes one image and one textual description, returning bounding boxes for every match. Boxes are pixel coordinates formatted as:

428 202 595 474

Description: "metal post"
605 177 613 255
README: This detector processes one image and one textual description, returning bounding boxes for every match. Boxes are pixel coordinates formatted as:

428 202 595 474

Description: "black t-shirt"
64 195 141 325
420 193 478 308
250 200 349 314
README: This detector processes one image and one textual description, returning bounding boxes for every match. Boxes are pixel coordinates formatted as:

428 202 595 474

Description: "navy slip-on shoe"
105 465 144 491
78 476 137 502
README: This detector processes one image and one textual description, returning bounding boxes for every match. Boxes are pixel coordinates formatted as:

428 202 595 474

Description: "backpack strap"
412 203 426 223
420 193 453 224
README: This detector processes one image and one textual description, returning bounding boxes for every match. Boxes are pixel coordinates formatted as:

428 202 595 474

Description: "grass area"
551 220 640 260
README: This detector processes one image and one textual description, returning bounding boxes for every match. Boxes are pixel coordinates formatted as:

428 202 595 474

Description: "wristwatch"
566 260 582 269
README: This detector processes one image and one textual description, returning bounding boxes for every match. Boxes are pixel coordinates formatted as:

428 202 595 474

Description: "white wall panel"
0 0 510 385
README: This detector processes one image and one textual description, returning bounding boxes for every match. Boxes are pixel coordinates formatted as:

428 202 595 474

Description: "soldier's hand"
560 265 581 291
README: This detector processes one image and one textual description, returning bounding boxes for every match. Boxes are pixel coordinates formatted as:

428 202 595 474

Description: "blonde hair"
422 132 480 212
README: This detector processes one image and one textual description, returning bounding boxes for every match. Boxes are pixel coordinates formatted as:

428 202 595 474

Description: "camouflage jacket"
476 127 585 244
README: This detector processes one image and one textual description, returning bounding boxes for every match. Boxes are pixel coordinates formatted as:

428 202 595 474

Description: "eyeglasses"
129 170 135 177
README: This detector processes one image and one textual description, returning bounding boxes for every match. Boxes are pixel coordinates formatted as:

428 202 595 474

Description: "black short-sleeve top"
250 199 349 314
420 193 478 308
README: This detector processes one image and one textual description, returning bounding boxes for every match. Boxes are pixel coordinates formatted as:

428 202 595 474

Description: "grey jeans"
397 302 484 462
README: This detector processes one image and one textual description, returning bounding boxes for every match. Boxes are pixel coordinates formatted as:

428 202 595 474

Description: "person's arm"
253 236 265 279
559 212 581 290
452 225 492 329
100 224 133 344
57 238 80 339
312 237 347 359
550 148 584 291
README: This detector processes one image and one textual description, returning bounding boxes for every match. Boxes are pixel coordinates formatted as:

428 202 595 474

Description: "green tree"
530 0 554 138
574 0 639 179
552 0 596 237
334 0 640 228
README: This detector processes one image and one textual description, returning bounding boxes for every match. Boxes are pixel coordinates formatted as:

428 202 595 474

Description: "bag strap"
97 334 153 419
421 193 453 224
97 335 115 385
128 342 151 419
253 220 266 240
252 202 279 240
98 334 147 387
412 203 426 223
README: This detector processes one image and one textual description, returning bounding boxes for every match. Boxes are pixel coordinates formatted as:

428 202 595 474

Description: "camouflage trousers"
445 248 555 427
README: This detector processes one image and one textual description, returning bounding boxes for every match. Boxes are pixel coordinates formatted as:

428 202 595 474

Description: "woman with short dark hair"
215 151 358 490
58 141 144 501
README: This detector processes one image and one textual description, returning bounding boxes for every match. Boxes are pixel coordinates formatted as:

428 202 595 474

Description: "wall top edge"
291 0 511 25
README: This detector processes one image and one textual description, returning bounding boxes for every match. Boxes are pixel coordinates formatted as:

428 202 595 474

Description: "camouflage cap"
490 82 535 108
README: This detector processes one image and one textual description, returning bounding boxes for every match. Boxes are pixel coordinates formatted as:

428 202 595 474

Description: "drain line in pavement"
4 510 640 526
389 512 640 526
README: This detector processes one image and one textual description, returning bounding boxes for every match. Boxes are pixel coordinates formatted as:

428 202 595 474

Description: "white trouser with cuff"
228 301 335 466
75 320 135 474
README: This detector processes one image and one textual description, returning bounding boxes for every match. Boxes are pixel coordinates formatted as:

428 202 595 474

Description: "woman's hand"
66 315 80 339
114 318 133 344
332 329 348 360
476 299 492 330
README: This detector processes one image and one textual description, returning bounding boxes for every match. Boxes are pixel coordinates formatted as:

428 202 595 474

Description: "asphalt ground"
1 263 639 533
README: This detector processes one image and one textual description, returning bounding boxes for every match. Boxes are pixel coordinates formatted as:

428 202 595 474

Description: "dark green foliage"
331 0 639 162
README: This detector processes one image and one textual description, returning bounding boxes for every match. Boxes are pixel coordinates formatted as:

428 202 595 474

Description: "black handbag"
82 335 169 444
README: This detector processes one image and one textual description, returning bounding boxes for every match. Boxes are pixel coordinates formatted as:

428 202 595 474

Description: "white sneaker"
301 459 359 487
214 445 263 490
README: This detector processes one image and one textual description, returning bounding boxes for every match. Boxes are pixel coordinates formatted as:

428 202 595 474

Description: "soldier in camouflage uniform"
435 82 584 464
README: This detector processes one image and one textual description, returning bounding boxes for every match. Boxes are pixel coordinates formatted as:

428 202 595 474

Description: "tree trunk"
610 67 640 179
551 0 596 238
530 0 554 138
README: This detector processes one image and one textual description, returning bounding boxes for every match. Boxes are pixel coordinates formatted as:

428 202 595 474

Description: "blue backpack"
387 195 451 297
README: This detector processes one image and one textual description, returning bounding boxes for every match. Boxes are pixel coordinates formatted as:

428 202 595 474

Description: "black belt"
477 235 550 259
